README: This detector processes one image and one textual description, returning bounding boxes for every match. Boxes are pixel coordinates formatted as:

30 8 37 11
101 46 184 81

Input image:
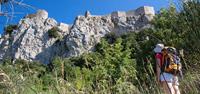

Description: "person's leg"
160 73 175 94
173 76 180 94
173 85 180 94
162 81 174 94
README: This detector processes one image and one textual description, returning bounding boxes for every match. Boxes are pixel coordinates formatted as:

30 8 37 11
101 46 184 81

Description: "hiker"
154 44 174 94
166 47 181 94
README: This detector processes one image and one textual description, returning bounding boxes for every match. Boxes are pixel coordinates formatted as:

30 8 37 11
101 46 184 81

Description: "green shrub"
48 27 60 38
104 32 119 44
4 24 18 35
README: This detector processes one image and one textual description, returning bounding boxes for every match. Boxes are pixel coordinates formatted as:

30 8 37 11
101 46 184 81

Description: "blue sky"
0 0 179 34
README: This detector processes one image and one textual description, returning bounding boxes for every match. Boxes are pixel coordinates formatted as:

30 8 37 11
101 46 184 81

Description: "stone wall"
135 6 155 16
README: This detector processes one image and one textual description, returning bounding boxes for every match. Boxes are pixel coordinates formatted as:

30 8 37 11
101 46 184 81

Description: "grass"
0 53 199 94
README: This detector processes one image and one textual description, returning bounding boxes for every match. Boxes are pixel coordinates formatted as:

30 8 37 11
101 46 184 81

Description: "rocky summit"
0 6 155 64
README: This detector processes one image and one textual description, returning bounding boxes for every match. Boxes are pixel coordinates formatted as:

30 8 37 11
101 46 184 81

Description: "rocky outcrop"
66 6 155 56
0 6 155 63
0 10 70 63
66 15 114 56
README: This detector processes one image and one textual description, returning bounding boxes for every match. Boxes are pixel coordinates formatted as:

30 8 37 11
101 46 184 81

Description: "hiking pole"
161 72 172 94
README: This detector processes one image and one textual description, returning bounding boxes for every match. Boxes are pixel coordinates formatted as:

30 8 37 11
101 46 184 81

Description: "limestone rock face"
36 10 48 20
0 6 155 63
0 34 10 61
58 23 71 35
65 6 155 57
85 11 91 17
66 15 114 56
0 10 70 64
12 17 58 64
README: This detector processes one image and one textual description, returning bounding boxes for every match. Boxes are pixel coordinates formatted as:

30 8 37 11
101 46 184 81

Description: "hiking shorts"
160 72 173 82
160 72 179 86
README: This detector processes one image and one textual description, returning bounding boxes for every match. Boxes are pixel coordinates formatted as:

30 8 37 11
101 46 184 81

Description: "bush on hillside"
48 27 60 38
4 24 18 35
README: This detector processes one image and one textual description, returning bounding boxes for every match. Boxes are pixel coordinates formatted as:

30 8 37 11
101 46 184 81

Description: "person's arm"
178 59 183 79
156 58 161 83
176 56 182 70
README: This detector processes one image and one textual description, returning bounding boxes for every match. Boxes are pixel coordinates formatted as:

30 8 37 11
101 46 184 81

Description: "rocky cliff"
0 6 155 64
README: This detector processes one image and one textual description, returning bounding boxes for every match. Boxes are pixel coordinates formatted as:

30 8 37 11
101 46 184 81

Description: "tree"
0 0 34 25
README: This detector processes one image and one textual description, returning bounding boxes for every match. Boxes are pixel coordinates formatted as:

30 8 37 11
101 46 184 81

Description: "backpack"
161 47 181 75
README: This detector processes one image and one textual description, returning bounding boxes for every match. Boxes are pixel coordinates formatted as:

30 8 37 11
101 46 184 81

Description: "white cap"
153 43 164 53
